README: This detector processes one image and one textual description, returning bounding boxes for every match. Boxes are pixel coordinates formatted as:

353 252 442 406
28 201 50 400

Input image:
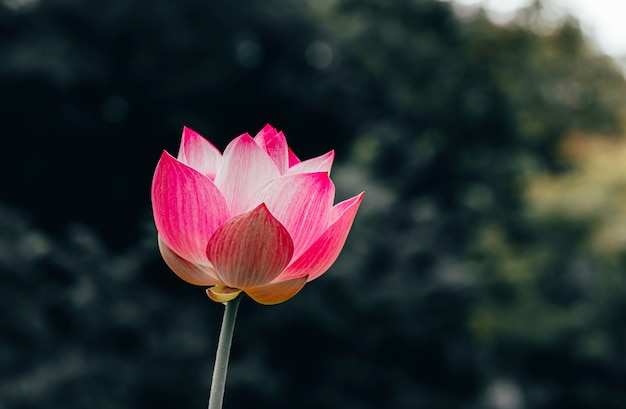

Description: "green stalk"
208 294 242 409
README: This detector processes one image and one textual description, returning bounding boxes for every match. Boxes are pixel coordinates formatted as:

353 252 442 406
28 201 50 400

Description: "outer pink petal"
151 151 230 263
158 236 223 286
177 127 222 179
287 150 335 174
214 134 281 215
206 204 294 289
254 124 289 174
252 172 335 258
280 192 363 282
245 276 308 305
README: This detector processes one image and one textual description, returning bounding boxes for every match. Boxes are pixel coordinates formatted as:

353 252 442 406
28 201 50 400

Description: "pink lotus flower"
151 125 363 305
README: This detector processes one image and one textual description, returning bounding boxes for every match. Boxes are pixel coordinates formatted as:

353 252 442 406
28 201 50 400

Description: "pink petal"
177 127 222 180
288 147 300 167
151 151 230 264
287 150 335 174
253 123 278 142
158 236 223 286
252 172 335 258
280 192 363 282
213 134 281 215
245 276 308 305
206 204 294 289
254 125 289 174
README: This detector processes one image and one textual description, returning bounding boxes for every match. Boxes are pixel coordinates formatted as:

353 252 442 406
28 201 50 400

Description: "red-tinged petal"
206 286 242 303
288 147 300 167
177 127 222 179
280 192 363 282
152 151 230 263
253 123 278 142
206 204 294 289
252 172 335 258
253 124 279 151
245 276 308 305
158 236 222 286
254 125 289 174
287 150 335 175
214 134 281 215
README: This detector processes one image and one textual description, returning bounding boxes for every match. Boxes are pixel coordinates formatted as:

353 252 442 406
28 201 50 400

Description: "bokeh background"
2 0 626 408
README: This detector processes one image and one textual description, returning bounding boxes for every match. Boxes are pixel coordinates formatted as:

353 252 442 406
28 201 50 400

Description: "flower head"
152 125 363 304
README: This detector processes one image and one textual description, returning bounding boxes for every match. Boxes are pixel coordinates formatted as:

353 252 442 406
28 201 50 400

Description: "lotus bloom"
151 125 363 305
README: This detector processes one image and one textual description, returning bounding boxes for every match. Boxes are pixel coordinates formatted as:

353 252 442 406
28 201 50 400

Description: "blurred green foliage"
1 0 626 408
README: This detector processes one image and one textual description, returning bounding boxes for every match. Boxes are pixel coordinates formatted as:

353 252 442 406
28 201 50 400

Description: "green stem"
208 294 242 409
